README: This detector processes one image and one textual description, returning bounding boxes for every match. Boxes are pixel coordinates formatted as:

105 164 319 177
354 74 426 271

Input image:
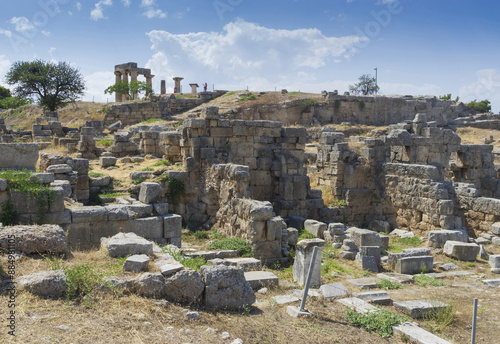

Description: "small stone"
257 287 268 295
231 339 244 344
220 331 231 339
185 329 193 334
56 325 71 331
439 263 458 271
186 311 200 320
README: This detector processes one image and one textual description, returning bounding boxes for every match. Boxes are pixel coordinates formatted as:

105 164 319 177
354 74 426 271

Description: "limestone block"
387 248 432 268
91 221 122 245
492 222 500 235
125 203 153 218
71 206 108 223
201 265 256 310
47 164 73 174
395 256 434 274
358 255 379 273
49 187 65 213
340 251 357 260
102 232 154 258
90 176 111 187
16 270 67 298
320 282 350 300
0 143 39 170
123 216 163 240
490 255 500 273
426 229 467 248
304 219 327 239
99 156 117 167
153 202 169 216
244 271 279 290
164 269 205 303
32 172 55 184
252 241 281 259
0 224 67 254
123 254 150 272
328 222 346 235
341 239 358 251
287 216 305 229
357 246 381 266
393 322 453 344
293 239 325 287
443 241 480 261
266 217 283 241
133 272 167 298
350 228 382 248
394 300 450 319
105 205 130 221
138 182 162 204
163 214 182 238
286 227 299 246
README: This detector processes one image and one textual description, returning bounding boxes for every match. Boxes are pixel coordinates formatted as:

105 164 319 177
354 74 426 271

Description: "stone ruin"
1 91 500 335
114 62 154 101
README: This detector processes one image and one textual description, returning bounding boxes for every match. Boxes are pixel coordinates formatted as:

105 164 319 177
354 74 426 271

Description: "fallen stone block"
319 282 350 300
207 257 262 272
164 269 205 303
102 232 154 258
347 277 377 290
160 263 183 277
272 295 300 305
443 241 480 261
123 254 150 272
492 222 500 235
293 239 325 287
244 271 279 290
387 248 431 268
201 265 255 310
350 228 382 248
304 219 327 239
337 297 378 314
393 322 453 344
395 256 434 275
490 255 500 274
393 300 450 319
100 156 117 167
376 273 414 284
0 224 67 255
353 291 392 305
481 279 500 287
340 251 357 260
16 270 67 298
426 229 467 248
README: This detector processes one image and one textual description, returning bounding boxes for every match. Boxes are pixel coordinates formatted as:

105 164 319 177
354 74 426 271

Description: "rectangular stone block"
71 206 108 223
163 214 182 238
124 216 163 240
394 300 450 319
395 256 434 275
443 241 480 261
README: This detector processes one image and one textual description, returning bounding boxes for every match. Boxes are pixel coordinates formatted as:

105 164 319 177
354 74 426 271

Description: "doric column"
114 71 122 102
146 75 154 96
130 70 138 100
122 71 129 101
161 80 166 95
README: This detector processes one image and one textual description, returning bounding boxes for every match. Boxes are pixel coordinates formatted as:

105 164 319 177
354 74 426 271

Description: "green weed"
209 237 253 257
414 274 447 287
344 308 407 338
376 278 401 290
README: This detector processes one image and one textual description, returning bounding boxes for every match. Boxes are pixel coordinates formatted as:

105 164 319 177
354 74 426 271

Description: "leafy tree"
349 74 379 96
0 85 11 99
5 60 85 111
439 93 452 100
0 96 32 109
104 80 153 100
466 99 491 113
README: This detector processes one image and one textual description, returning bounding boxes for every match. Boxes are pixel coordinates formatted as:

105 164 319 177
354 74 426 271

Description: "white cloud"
0 55 12 84
10 17 35 34
76 2 82 11
91 0 113 21
82 71 116 102
141 0 167 19
0 28 12 38
41 30 51 37
146 19 367 91
459 69 500 111
122 0 131 7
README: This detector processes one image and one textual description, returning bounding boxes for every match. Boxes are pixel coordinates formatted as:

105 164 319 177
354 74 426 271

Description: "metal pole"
299 246 318 312
471 298 478 344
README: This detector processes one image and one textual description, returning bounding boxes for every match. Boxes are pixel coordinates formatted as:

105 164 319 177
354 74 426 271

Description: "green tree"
349 74 379 96
466 99 491 113
5 60 85 111
439 93 452 100
0 85 11 99
104 80 153 100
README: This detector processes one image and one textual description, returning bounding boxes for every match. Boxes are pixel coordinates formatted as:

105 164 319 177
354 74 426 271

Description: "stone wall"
0 143 39 170
176 107 324 228
103 91 226 127
227 95 469 126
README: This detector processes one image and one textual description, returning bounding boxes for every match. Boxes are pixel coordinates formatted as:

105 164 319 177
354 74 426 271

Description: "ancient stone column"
130 70 138 100
173 77 183 93
145 75 154 96
114 71 122 102
161 80 166 95
292 238 325 287
189 83 199 94
122 71 129 101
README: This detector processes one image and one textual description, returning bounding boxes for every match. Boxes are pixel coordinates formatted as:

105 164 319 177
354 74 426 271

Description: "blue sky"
1 0 500 111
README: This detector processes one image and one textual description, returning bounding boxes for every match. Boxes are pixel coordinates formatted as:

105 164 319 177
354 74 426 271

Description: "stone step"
353 291 392 305
377 272 414 284
481 279 500 287
319 282 350 300
185 250 239 261
244 271 279 290
347 277 377 290
337 297 378 314
393 322 453 344
271 295 300 305
207 257 262 272
393 300 450 319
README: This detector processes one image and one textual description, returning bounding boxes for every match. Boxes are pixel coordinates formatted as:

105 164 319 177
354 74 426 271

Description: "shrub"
209 237 253 257
414 274 447 287
194 230 210 239
161 245 206 271
158 175 185 205
300 99 316 112
240 94 257 101
89 172 105 178
151 159 171 167
95 137 113 147
131 176 147 185
141 167 154 172
376 278 401 290
330 199 348 207
344 308 407 338
466 99 491 113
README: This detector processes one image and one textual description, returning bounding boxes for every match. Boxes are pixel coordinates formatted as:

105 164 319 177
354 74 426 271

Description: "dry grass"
456 127 500 148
